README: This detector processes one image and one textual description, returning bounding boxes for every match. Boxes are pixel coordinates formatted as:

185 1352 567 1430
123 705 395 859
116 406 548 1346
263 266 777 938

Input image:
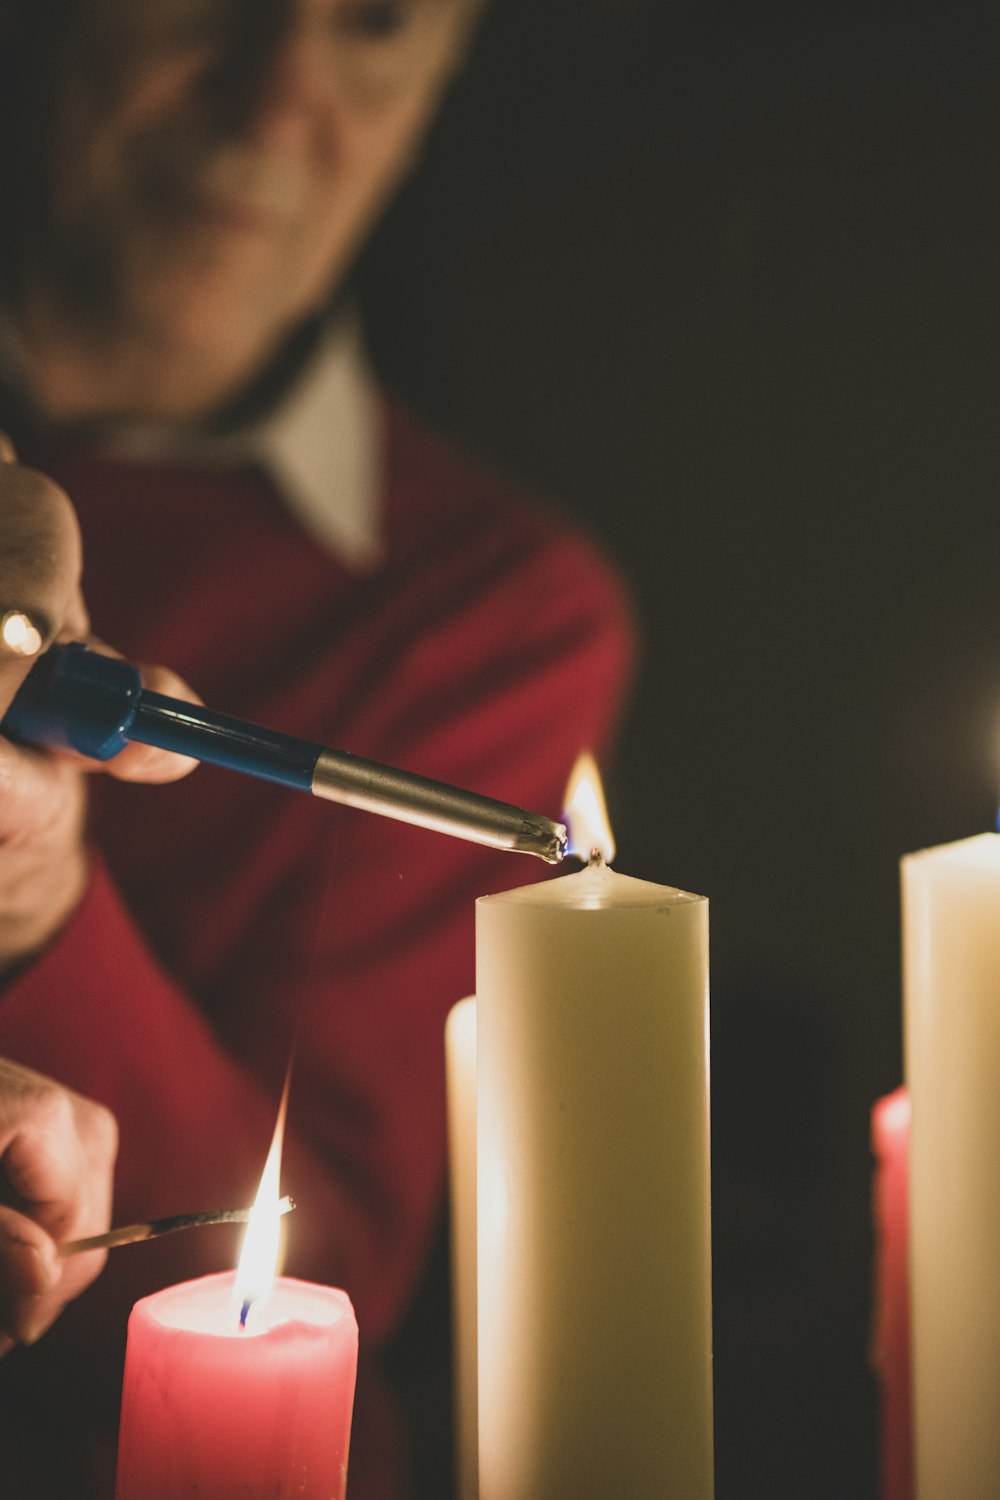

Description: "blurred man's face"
27 0 475 404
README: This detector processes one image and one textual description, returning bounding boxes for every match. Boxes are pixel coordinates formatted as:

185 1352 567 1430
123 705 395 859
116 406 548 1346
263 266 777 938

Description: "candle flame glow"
234 1085 288 1328
563 752 616 864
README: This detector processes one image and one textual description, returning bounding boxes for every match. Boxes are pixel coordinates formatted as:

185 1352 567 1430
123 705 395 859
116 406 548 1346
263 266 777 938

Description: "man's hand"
0 434 199 973
0 1058 118 1354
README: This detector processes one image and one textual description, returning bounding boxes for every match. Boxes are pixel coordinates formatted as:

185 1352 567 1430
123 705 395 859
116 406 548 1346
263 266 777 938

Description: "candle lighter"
3 643 567 862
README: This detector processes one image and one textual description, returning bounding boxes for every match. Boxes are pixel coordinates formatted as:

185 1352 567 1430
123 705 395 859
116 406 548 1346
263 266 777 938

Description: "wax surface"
476 862 713 1500
116 1271 358 1500
903 833 1000 1500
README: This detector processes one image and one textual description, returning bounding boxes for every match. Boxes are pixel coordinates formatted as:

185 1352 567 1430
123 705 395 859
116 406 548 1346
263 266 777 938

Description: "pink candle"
870 1087 912 1500
116 1270 358 1499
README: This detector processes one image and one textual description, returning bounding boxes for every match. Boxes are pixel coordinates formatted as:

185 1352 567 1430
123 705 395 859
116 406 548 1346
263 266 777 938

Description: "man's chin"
31 226 333 418
120 254 302 362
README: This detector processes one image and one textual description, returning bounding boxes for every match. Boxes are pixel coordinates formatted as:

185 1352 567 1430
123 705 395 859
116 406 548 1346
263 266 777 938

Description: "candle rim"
133 1270 355 1337
902 831 1000 869
478 864 703 909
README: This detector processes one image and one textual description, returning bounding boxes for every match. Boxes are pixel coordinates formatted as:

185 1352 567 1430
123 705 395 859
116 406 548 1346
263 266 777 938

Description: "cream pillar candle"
476 855 713 1500
446 995 479 1500
902 832 1000 1500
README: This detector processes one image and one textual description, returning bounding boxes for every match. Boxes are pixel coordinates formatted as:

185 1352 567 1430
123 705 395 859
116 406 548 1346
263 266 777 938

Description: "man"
0 1 634 1494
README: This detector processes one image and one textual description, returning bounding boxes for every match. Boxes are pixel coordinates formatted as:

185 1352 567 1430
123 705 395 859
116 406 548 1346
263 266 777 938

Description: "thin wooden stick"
59 1195 295 1256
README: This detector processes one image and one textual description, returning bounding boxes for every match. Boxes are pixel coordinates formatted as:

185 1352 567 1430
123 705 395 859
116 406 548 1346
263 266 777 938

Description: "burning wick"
563 752 616 866
235 1077 289 1332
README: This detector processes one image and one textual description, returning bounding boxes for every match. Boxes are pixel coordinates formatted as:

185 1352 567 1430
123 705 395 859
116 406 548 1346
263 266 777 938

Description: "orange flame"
563 751 616 864
234 1082 288 1325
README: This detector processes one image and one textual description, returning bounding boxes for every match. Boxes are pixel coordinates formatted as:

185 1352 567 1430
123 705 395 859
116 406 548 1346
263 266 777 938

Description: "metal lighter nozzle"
2 642 568 862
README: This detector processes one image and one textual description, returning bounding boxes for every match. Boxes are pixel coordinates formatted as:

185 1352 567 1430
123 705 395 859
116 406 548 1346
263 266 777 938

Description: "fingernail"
17 1312 54 1347
29 1245 61 1294
21 1243 60 1295
1 1236 60 1296
17 1244 61 1297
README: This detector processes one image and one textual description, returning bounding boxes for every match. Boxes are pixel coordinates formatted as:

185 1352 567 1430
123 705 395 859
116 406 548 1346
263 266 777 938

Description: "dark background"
359 3 1000 1497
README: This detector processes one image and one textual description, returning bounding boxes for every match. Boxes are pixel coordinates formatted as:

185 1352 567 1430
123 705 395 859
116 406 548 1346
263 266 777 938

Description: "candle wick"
239 1300 252 1330
588 848 605 870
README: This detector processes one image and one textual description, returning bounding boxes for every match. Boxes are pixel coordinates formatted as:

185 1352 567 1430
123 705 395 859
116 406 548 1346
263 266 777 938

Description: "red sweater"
0 400 634 1497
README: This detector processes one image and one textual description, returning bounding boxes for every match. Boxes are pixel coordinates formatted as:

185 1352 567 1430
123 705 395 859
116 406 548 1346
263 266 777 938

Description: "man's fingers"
0 736 86 847
0 1244 106 1346
0 1208 60 1297
0 1065 117 1224
103 739 201 783
0 1064 115 1346
102 660 203 784
0 1206 68 1347
1 1089 86 1213
1 1291 65 1348
0 459 85 717
0 434 88 727
2 1297 58 1347
0 448 43 658
0 468 83 622
7 637 201 786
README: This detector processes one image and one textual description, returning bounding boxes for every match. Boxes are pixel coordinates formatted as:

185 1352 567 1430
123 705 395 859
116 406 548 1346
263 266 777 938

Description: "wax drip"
240 1300 252 1330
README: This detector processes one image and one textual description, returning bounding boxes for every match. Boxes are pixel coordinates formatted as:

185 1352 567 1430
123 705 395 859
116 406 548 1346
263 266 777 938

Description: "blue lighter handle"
3 642 322 791
4 641 142 758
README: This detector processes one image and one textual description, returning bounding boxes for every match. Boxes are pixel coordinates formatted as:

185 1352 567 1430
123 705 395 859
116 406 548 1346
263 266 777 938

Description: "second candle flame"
234 1085 288 1329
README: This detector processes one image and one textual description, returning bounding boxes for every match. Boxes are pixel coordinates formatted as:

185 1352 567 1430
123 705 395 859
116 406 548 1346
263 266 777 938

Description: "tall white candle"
446 995 479 1500
476 856 713 1500
902 832 1000 1500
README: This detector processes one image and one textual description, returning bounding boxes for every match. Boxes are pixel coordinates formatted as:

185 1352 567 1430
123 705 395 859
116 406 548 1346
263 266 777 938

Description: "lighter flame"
234 1087 288 1326
563 751 616 864
1 610 43 657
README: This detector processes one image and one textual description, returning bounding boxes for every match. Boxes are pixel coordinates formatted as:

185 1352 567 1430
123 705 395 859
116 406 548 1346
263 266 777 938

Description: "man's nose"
214 8 335 148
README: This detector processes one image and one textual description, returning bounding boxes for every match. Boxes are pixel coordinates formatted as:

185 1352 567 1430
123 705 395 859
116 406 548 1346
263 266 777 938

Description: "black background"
359 4 1000 1496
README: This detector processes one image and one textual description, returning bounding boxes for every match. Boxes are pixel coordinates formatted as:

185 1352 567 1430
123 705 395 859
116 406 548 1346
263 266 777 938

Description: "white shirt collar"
96 311 383 572
245 311 382 570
